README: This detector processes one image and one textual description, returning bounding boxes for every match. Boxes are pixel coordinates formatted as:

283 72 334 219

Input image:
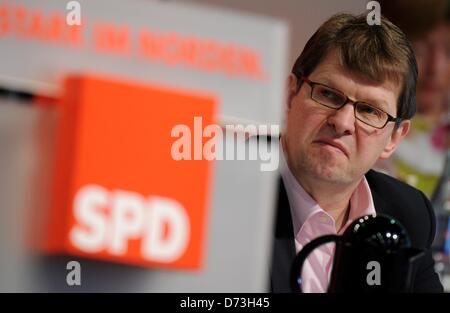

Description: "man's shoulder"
365 168 431 215
365 169 424 196
365 169 435 248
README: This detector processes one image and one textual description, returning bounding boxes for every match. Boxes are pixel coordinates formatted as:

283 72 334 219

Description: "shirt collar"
280 148 376 236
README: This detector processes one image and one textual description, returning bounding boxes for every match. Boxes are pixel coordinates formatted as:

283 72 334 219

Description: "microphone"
290 214 425 293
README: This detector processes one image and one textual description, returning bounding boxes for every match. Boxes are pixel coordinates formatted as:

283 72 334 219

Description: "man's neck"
295 174 360 232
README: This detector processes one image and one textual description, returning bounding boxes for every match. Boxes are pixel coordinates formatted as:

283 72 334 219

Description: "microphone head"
343 214 411 253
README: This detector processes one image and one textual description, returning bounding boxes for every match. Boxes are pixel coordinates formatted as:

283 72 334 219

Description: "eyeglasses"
295 73 401 129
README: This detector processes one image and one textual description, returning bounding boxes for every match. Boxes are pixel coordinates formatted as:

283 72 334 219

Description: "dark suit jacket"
270 169 444 293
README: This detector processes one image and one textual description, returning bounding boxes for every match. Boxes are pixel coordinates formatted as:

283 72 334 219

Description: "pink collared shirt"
280 154 376 293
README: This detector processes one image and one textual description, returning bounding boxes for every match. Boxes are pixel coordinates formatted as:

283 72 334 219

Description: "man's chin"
310 164 349 183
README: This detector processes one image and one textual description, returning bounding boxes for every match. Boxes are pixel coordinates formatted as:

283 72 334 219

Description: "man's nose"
327 103 356 135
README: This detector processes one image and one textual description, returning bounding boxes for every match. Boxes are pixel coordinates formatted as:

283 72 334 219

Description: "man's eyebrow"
312 75 334 86
312 75 343 91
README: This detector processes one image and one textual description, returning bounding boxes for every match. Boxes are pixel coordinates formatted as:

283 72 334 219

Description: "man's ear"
287 73 298 110
379 120 411 159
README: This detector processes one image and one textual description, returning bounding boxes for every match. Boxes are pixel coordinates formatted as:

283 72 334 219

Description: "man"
270 13 444 292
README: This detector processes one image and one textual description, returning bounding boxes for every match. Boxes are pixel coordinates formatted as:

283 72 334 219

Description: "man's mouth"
314 138 350 158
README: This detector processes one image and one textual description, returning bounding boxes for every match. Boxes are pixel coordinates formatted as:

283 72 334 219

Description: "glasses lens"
312 85 346 108
355 102 388 128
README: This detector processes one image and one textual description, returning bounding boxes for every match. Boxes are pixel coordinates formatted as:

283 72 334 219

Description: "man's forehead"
311 51 390 83
312 66 399 91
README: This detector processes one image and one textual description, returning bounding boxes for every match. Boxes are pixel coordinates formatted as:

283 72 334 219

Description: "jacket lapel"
271 178 296 292
366 170 394 217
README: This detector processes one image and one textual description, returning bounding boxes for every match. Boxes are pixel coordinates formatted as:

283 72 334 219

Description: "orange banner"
44 74 217 270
